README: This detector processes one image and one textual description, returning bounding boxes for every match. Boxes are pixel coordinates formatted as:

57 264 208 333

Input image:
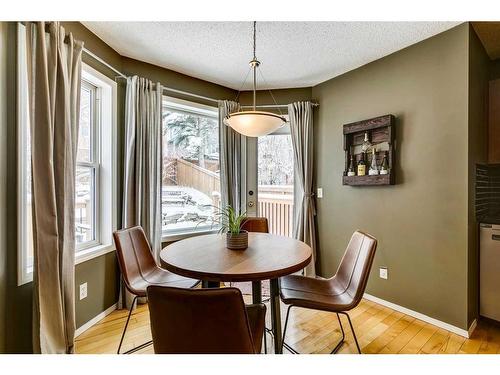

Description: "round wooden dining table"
160 232 312 354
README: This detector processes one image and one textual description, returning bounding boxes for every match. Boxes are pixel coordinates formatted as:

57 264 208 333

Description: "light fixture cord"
252 21 257 111
253 21 257 61
234 66 252 103
258 68 285 117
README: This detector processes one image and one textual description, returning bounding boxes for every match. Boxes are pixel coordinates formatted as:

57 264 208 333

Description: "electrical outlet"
317 188 323 198
379 267 388 280
79 282 88 300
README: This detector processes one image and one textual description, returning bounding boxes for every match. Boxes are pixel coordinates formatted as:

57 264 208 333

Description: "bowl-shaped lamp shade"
224 111 286 137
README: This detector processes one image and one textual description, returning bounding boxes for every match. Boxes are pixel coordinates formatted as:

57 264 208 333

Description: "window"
162 97 220 237
257 124 294 237
17 23 33 284
75 65 117 262
17 23 117 285
76 80 99 249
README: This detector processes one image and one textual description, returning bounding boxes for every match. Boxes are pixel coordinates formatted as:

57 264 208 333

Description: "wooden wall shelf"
343 114 396 186
342 174 394 186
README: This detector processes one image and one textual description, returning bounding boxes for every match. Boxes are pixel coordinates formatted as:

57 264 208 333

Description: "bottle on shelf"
347 154 356 176
369 148 379 175
380 151 389 175
361 132 372 153
357 152 366 176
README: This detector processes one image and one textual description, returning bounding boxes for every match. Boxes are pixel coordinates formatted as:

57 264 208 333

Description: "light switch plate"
379 267 388 280
79 282 88 300
317 188 323 198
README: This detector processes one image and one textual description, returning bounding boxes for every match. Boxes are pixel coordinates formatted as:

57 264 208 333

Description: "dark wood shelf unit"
343 114 396 186
342 174 393 186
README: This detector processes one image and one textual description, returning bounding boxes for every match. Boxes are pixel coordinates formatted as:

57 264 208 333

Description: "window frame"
16 42 118 285
161 96 221 242
75 64 118 265
76 79 101 252
17 22 32 285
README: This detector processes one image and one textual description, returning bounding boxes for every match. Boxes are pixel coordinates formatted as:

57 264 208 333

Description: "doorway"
256 126 294 237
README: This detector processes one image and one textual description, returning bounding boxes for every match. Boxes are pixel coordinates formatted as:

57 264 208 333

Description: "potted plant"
215 205 248 250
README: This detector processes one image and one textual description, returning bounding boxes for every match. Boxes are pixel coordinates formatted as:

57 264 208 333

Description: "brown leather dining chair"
113 226 199 354
280 230 377 354
147 286 266 354
241 217 269 233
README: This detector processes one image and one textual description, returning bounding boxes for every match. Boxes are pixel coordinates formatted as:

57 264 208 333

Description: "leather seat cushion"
128 268 198 297
280 274 355 312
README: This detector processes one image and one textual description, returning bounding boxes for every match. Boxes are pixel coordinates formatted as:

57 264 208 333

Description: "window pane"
75 165 96 245
26 128 33 270
162 106 220 234
77 85 92 163
258 134 294 237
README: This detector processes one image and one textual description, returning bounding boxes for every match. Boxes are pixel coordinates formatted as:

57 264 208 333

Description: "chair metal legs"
281 306 361 354
340 311 361 354
117 295 153 354
281 306 299 354
330 312 346 354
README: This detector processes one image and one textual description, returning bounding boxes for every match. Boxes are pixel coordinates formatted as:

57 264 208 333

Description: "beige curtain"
121 76 163 307
26 22 83 354
288 101 317 276
219 100 247 213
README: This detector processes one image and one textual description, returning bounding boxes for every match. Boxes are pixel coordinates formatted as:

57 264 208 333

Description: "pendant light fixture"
224 22 286 137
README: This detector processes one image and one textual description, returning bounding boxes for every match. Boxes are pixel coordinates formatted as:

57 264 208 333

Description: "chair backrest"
241 217 269 233
147 286 257 354
113 226 158 295
334 231 377 307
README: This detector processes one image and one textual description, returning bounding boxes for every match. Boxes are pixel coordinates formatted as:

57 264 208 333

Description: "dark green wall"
122 57 236 107
238 87 313 107
75 252 120 328
467 26 490 326
312 23 472 329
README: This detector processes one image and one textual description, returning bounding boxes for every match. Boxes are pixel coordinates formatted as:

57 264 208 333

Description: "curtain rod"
84 48 221 104
21 22 318 108
82 40 318 109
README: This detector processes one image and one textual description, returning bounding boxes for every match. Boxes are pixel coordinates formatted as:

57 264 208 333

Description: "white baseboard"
468 318 478 337
75 303 118 338
363 293 476 338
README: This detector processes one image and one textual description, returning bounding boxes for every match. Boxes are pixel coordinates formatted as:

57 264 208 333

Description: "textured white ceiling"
83 21 460 90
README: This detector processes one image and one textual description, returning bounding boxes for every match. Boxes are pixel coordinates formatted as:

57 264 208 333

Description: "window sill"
162 228 220 243
75 243 115 265
17 246 114 285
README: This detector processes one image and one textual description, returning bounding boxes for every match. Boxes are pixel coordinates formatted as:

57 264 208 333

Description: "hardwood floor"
75 297 500 354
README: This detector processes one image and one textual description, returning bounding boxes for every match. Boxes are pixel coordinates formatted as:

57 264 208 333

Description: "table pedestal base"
202 280 221 288
270 278 282 354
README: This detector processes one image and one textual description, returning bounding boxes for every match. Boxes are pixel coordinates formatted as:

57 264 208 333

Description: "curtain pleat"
26 21 83 354
121 76 163 308
219 100 247 213
288 101 317 276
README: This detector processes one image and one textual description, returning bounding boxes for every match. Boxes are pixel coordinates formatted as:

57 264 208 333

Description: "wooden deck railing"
175 158 221 199
258 185 294 237
167 159 294 237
